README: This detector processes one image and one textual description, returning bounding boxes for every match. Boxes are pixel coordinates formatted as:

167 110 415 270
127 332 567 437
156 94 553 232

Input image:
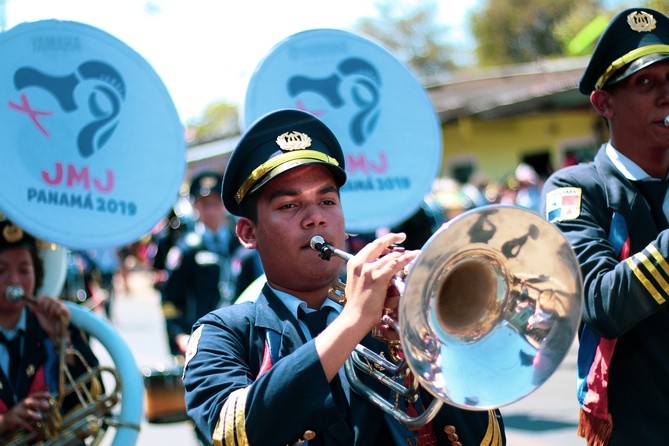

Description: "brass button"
448 433 459 442
303 430 316 441
444 425 456 435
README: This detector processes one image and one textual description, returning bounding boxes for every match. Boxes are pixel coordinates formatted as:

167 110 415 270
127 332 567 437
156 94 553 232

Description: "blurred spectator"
500 163 543 213
431 177 477 221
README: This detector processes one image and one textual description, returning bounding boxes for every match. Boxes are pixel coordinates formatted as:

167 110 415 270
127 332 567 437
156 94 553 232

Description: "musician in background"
161 171 240 359
541 8 669 445
0 217 100 439
182 109 505 445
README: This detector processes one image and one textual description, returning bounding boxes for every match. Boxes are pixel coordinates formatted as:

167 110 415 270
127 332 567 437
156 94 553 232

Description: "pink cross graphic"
294 99 326 117
8 93 53 137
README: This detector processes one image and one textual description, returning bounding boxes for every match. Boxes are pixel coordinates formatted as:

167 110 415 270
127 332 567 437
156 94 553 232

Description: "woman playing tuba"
0 217 102 443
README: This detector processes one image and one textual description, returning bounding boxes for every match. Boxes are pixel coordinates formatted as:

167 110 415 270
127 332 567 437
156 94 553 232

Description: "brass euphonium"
311 205 583 428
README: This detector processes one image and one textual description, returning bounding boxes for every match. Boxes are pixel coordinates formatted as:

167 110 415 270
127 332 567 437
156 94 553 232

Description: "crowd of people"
4 6 669 446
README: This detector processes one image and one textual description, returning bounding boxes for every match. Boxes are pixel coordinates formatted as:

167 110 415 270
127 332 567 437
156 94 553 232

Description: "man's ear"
236 217 257 249
590 90 614 119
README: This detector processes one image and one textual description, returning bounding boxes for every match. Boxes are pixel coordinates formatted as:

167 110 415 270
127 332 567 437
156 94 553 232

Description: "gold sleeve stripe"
213 392 233 446
648 244 669 276
234 391 249 446
480 410 503 446
213 388 249 446
625 244 669 305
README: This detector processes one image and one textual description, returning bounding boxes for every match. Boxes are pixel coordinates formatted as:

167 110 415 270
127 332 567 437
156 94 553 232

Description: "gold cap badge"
628 11 656 32
276 131 312 152
2 223 24 243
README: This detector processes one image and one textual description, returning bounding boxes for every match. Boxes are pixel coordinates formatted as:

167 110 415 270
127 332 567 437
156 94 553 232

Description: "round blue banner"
0 20 185 249
244 29 442 233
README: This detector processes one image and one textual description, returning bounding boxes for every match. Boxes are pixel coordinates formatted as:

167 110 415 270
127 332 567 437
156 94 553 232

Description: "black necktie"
0 331 23 383
299 306 353 438
299 307 331 338
636 180 669 231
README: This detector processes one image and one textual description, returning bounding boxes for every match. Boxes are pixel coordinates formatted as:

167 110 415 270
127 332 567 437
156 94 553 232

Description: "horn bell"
400 205 583 410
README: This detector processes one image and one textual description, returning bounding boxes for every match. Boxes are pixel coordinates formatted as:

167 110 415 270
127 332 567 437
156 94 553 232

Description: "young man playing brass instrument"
542 7 669 445
182 109 505 445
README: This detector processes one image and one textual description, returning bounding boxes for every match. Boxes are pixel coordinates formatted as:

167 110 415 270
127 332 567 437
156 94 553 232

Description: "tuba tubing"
65 302 143 446
4 282 143 445
311 235 438 428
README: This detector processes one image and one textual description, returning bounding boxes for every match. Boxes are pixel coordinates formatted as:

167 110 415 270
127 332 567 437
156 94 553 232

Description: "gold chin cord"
3 287 126 446
311 204 584 430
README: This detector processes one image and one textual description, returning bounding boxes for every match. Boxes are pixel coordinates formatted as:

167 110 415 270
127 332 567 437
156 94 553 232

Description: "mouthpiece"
310 236 353 262
665 115 669 127
310 235 326 252
5 285 25 304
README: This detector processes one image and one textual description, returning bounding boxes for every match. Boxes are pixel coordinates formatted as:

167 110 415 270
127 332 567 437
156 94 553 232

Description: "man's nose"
302 204 327 227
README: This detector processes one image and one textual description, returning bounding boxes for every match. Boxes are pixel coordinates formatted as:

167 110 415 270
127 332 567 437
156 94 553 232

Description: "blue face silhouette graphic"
12 60 126 159
287 57 381 146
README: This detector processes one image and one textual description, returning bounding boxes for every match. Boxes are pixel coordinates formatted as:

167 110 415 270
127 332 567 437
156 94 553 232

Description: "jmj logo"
287 57 381 146
9 60 126 158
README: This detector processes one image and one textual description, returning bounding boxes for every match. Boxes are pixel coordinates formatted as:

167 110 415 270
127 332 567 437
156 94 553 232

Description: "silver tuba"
312 205 583 428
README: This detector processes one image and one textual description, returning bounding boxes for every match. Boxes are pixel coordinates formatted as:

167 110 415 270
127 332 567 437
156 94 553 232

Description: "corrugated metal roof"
427 56 591 121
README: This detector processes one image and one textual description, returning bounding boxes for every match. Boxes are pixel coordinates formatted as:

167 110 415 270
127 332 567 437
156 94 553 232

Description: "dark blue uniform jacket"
542 147 669 444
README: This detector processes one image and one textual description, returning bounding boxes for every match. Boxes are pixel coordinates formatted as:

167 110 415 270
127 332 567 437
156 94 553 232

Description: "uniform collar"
606 142 669 181
0 308 27 340
266 283 342 320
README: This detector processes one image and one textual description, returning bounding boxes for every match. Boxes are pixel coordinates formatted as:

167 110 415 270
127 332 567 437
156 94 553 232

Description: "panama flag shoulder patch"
545 187 582 222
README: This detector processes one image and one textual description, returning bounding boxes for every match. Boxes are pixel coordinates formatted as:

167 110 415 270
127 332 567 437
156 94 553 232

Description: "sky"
2 0 479 125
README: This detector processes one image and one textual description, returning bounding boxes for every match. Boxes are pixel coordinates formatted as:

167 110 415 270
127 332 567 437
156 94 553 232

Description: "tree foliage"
641 0 668 15
470 0 603 66
186 101 239 145
354 0 456 83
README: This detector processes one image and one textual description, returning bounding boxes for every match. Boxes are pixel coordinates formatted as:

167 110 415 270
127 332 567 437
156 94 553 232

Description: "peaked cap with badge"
580 7 669 94
189 170 224 201
0 216 37 253
222 109 347 216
